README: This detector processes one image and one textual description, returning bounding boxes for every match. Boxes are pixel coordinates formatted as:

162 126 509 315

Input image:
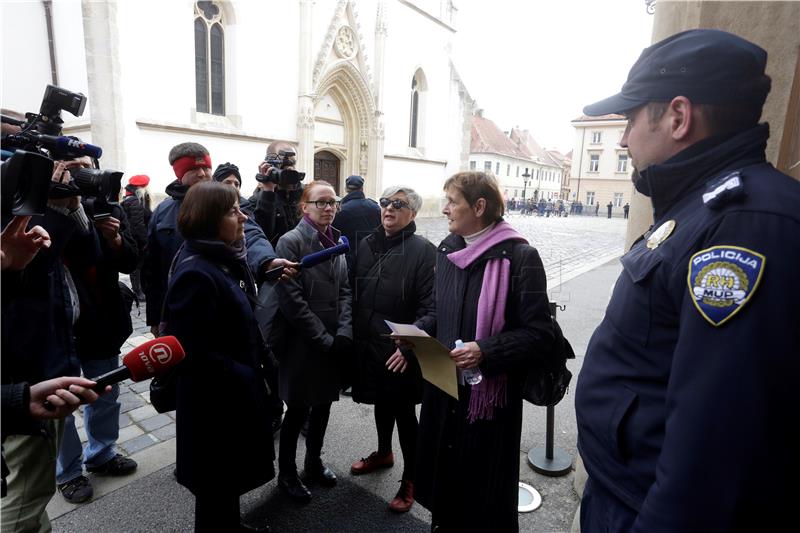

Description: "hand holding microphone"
264 236 350 282
43 336 185 411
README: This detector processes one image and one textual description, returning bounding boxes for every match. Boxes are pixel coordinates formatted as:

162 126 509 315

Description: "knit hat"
213 162 241 185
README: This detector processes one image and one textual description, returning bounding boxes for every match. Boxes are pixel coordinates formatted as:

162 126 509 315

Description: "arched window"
409 69 427 148
195 1 225 115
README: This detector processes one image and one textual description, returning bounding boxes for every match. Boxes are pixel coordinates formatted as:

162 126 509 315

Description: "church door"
314 150 340 193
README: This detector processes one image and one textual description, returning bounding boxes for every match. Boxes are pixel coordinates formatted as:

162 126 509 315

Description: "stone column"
625 0 800 250
297 0 315 180
81 0 125 171
366 1 388 198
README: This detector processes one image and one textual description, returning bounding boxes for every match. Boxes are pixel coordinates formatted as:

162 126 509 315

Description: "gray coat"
273 219 352 406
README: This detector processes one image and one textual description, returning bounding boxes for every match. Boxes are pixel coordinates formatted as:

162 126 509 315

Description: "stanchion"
527 302 573 477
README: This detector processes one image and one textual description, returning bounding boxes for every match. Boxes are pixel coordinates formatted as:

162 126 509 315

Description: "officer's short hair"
169 142 209 165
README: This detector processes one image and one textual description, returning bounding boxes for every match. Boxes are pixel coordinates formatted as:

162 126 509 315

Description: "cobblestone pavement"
74 213 625 462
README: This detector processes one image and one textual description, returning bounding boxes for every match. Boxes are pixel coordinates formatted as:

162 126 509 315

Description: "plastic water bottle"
456 339 483 385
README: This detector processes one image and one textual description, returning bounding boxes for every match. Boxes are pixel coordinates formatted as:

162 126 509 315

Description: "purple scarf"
447 221 528 422
303 215 337 248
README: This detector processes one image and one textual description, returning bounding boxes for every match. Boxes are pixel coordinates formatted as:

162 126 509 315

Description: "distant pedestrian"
623 202 630 219
594 203 599 216
606 201 613 218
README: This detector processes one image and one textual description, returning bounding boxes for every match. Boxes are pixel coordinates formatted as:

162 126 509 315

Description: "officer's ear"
668 96 697 143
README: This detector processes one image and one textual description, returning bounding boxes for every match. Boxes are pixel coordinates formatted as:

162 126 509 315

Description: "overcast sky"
452 0 654 154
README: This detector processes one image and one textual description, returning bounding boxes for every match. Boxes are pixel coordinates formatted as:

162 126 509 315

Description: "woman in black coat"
164 182 273 532
415 172 554 532
350 185 435 513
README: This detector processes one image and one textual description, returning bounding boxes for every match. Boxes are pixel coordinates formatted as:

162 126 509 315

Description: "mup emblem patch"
688 246 765 326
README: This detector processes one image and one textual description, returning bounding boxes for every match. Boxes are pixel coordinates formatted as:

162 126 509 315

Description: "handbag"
522 318 575 407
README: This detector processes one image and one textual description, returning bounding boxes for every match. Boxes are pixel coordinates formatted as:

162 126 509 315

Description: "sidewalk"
50 259 623 532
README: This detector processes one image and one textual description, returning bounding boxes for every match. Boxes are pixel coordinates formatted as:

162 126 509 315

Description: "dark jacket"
1 209 100 384
121 191 151 254
143 180 277 326
271 219 352 406
575 124 800 533
415 231 554 532
351 222 435 405
334 190 381 282
72 205 139 360
164 241 274 497
249 188 302 247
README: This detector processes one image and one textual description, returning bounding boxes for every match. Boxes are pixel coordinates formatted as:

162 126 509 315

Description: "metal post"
527 302 573 477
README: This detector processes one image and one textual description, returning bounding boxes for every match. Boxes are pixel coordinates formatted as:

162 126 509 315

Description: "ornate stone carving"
334 26 356 59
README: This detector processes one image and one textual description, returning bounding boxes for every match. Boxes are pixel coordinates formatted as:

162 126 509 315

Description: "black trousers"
195 493 239 531
278 402 332 474
375 400 418 480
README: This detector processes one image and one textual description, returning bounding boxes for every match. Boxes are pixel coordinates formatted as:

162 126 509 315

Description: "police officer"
575 29 800 533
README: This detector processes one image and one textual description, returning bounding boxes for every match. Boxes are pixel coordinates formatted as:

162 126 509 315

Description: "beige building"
569 114 633 215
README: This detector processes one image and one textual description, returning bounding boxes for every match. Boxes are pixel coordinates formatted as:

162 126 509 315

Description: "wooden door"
314 151 340 193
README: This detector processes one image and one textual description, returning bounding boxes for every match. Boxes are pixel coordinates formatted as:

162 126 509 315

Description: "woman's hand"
449 341 483 369
386 349 408 373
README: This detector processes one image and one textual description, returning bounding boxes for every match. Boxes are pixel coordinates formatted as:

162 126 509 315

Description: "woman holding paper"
416 171 554 532
350 185 436 513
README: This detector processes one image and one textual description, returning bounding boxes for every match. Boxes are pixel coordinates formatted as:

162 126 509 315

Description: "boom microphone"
263 236 350 281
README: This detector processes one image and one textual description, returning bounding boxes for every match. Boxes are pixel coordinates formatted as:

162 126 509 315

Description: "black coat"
351 222 435 405
72 205 139 360
249 188 302 247
415 231 554 532
164 242 274 497
121 192 150 254
271 219 352 406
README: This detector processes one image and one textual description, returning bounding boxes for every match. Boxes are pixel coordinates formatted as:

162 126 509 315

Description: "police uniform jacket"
575 124 800 532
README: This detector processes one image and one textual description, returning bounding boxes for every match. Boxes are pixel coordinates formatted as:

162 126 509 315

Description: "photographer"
1 157 102 532
55 163 140 504
249 140 304 247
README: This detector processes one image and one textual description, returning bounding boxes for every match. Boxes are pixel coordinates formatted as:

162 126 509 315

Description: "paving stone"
138 414 172 432
140 391 151 403
151 423 176 441
119 434 157 455
127 404 158 422
118 424 144 444
118 412 132 428
129 381 151 394
118 392 145 414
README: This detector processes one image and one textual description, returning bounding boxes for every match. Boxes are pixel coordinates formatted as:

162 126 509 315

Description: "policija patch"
688 246 765 326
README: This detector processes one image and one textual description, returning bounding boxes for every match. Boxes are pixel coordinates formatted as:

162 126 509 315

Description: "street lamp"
535 168 542 202
521 169 531 199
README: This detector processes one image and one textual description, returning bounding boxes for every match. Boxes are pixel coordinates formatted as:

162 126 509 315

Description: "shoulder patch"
688 245 765 326
702 171 746 209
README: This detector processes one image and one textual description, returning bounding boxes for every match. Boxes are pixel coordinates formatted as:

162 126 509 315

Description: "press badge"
688 245 765 326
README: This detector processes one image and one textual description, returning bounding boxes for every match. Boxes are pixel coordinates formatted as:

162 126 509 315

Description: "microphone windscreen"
121 336 186 382
301 236 350 269
50 136 103 159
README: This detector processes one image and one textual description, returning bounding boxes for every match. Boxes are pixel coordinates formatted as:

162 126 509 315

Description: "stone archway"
314 150 341 191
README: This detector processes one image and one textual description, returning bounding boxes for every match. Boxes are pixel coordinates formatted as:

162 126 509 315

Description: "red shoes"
389 479 414 513
350 451 395 475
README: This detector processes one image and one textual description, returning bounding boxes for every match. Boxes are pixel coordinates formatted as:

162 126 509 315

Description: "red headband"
172 154 212 181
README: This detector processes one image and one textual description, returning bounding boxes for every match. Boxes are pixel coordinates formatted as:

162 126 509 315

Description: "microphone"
43 337 185 410
33 133 103 159
263 236 350 281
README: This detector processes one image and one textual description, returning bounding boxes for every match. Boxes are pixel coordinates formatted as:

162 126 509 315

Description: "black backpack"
522 313 575 407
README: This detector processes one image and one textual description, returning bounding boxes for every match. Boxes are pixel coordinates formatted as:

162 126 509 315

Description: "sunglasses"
379 198 410 210
311 200 340 209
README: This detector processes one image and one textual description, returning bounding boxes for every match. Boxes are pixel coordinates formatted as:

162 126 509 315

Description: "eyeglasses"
379 198 410 210
312 200 340 209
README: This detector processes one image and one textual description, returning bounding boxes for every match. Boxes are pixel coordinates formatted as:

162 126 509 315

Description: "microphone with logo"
44 336 185 411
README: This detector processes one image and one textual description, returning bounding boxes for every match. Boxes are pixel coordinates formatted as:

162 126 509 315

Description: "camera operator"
1 156 102 532
249 140 304 247
54 159 141 504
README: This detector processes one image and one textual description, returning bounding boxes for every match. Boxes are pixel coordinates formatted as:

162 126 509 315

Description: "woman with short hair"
164 181 273 532
349 185 435 513
415 171 554 532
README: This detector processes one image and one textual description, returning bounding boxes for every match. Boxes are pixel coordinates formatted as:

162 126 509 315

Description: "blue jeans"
56 356 121 484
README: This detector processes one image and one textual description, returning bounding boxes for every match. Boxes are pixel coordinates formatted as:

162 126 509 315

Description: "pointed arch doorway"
314 150 341 191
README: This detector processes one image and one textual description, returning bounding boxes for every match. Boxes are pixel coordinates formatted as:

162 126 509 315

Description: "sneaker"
86 454 138 476
389 479 414 513
58 475 93 504
350 451 394 475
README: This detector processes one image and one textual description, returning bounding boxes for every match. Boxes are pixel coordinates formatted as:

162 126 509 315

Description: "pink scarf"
447 221 528 422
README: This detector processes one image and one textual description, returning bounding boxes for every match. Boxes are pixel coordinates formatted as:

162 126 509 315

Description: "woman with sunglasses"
349 186 435 513
271 180 352 502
